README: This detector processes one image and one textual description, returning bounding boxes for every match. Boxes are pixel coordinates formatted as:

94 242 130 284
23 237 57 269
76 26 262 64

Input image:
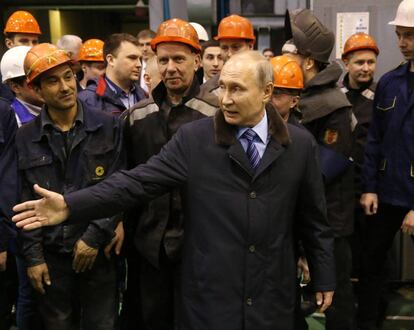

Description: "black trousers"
0 254 17 330
325 237 356 330
37 252 118 330
357 204 408 330
122 247 180 330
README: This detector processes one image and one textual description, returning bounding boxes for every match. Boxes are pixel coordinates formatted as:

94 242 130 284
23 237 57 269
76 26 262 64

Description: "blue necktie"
243 129 261 170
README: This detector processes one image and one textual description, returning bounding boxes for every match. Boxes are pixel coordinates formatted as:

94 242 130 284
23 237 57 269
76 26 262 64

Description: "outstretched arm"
13 126 190 230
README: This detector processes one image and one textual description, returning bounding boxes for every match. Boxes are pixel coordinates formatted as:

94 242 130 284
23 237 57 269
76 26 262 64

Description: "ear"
5 38 14 49
263 81 274 103
143 72 151 84
106 53 115 67
81 63 88 73
342 58 349 71
194 53 201 71
290 95 300 109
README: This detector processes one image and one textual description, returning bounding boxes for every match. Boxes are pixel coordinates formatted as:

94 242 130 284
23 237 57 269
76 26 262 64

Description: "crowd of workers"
1 0 414 329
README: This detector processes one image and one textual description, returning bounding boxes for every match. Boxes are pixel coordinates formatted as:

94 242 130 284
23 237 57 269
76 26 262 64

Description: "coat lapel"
254 139 285 178
227 142 255 177
214 103 290 178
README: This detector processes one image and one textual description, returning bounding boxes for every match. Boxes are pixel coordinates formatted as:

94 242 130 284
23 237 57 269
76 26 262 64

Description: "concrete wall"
312 0 402 80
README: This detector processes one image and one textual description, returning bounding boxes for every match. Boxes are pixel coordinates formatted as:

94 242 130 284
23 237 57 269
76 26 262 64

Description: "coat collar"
32 101 102 142
214 102 290 147
151 75 200 108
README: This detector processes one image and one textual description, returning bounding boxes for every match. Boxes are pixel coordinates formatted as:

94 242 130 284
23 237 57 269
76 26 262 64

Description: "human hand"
0 251 7 272
360 193 378 215
401 210 414 236
12 184 70 230
104 221 124 259
27 262 51 294
297 256 310 283
315 291 334 313
73 239 98 273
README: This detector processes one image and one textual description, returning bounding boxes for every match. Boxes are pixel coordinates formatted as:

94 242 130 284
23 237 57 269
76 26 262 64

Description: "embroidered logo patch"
95 166 105 177
324 129 338 144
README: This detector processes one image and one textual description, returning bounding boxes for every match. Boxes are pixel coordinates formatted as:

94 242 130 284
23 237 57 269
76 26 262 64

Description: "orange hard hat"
270 55 304 90
4 10 41 35
78 39 104 62
214 15 255 43
24 43 72 84
151 18 201 52
342 33 379 59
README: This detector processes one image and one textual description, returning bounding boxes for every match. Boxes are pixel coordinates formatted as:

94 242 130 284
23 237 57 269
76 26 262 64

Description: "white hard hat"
190 22 209 42
389 0 414 27
1 46 31 83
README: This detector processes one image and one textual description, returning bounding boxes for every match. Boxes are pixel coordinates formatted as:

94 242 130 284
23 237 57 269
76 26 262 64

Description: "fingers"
33 184 54 198
115 235 124 255
12 205 37 218
316 291 334 313
104 240 115 259
43 268 51 287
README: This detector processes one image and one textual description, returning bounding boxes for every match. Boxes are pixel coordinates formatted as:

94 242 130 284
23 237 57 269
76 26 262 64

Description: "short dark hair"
103 33 139 64
262 48 274 54
6 76 26 87
137 29 156 40
201 39 220 57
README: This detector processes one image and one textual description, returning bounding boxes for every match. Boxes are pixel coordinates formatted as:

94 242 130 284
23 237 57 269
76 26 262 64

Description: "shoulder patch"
128 102 159 125
324 129 338 144
340 86 349 94
185 98 218 117
361 89 375 100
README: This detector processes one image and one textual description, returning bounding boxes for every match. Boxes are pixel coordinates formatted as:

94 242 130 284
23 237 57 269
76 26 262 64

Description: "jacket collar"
394 61 411 77
151 75 200 108
33 100 102 142
214 102 290 147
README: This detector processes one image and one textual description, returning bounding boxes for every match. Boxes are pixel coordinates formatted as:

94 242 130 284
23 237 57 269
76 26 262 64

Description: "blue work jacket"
363 61 414 209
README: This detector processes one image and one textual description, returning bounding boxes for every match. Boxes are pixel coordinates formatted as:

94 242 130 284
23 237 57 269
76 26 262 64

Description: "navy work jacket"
16 101 125 266
363 62 414 209
0 99 19 253
78 75 146 116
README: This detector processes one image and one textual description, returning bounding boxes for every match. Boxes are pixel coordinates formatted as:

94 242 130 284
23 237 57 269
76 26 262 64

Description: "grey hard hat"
284 9 334 64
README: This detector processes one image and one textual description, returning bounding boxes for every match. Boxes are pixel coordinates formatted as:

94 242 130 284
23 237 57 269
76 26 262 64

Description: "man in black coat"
13 51 336 330
121 18 218 330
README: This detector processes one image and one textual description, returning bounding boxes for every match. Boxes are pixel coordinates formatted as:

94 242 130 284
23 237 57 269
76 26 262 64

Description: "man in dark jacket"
359 1 414 328
0 99 19 330
121 18 218 330
283 9 355 330
16 43 124 329
13 50 336 330
78 33 146 116
340 33 379 280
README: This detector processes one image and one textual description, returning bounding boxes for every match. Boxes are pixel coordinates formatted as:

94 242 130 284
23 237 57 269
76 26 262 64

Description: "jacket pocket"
376 97 396 112
19 154 54 189
19 154 53 170
82 144 115 183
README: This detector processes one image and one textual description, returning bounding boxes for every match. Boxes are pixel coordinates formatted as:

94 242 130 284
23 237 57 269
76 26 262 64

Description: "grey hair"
56 35 82 51
226 50 274 89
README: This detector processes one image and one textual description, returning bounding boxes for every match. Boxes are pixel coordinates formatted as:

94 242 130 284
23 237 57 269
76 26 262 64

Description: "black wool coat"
66 106 335 330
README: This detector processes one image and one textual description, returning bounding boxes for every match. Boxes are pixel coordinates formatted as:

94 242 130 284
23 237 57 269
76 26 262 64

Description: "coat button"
246 297 253 306
249 191 256 199
249 245 255 253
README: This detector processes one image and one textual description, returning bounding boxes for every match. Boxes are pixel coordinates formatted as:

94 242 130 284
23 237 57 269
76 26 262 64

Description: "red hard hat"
151 18 201 52
78 39 104 62
4 11 41 35
24 43 72 84
342 33 379 59
214 15 255 43
270 55 304 90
